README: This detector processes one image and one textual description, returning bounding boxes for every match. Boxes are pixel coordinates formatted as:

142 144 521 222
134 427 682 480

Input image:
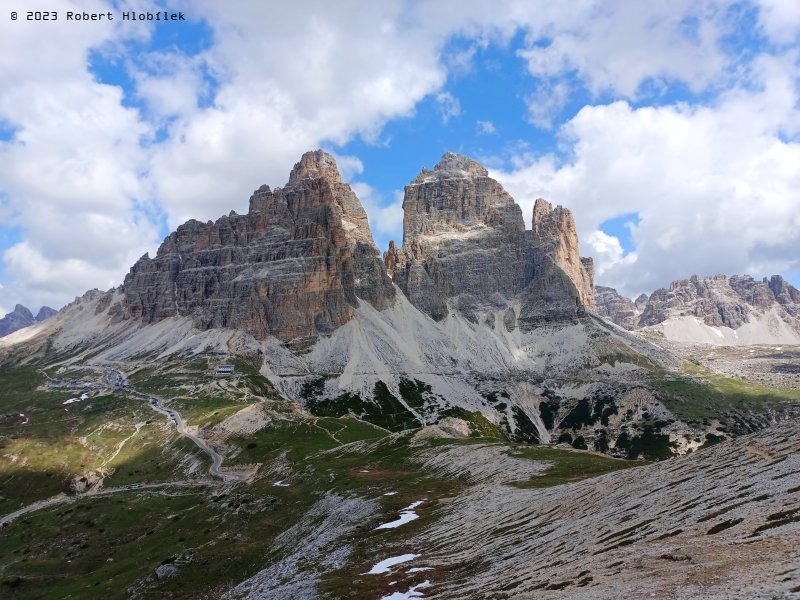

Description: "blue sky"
0 0 798 315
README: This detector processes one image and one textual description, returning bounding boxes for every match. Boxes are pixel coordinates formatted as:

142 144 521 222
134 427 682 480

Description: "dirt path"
104 368 249 483
0 481 211 527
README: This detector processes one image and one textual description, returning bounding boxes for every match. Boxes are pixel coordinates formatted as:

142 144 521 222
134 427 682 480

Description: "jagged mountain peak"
121 149 595 342
403 153 523 242
11 304 34 320
123 150 393 345
287 149 342 186
433 152 489 176
596 274 800 344
410 152 490 185
0 303 58 338
387 152 595 322
35 306 57 321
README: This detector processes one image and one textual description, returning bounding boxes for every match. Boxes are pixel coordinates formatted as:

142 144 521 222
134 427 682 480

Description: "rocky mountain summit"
122 150 595 346
597 274 800 344
384 153 595 324
0 304 57 337
122 150 395 348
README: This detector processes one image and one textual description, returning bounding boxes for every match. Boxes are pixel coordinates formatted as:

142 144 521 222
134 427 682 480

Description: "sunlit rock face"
638 274 800 329
121 150 394 347
385 152 595 327
595 286 640 330
122 150 598 346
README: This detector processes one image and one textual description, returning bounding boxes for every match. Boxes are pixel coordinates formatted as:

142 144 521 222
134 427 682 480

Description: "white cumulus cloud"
494 51 800 296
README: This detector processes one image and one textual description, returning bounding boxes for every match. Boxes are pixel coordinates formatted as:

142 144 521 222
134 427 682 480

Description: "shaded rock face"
0 304 57 337
122 150 394 346
35 306 57 321
595 286 639 330
0 304 34 337
638 274 800 329
385 153 595 326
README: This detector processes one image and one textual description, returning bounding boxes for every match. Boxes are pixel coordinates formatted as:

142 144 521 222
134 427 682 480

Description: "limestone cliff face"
122 150 394 346
597 275 800 334
638 274 800 329
385 153 595 326
532 198 596 310
595 286 639 330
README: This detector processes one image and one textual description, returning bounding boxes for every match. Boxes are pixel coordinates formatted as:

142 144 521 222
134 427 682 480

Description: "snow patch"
366 553 420 574
381 580 431 599
375 500 425 530
654 308 800 346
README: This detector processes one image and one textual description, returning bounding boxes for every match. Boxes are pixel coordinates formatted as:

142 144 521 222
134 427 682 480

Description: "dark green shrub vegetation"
561 399 593 430
615 425 675 460
398 378 431 409
593 430 609 453
307 381 422 432
557 432 573 444
571 436 588 450
539 399 559 430
511 406 540 443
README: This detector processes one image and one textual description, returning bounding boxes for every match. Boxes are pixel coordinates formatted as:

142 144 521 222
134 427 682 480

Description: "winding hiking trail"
0 366 248 526
0 481 211 527
107 368 248 483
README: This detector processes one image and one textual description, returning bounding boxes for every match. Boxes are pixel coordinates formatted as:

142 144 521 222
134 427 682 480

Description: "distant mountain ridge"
596 274 800 344
0 304 57 338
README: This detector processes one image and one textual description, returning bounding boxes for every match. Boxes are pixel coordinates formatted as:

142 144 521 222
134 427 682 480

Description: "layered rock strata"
122 150 394 346
597 274 800 337
385 153 595 326
639 273 800 328
595 286 640 330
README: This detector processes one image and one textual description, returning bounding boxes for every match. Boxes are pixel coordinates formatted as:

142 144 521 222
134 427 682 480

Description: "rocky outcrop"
634 293 649 312
121 150 596 344
122 150 394 347
0 304 34 337
597 275 800 339
532 198 595 310
0 304 57 337
385 153 595 326
595 286 639 330
638 274 800 329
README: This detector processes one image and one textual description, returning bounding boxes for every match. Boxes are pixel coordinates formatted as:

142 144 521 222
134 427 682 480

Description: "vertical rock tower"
385 152 595 327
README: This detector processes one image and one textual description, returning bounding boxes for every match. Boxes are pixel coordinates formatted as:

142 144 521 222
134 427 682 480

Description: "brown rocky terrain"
121 150 395 348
